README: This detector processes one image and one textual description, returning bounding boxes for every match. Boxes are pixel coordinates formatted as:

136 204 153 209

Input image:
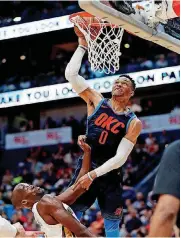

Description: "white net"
70 14 124 74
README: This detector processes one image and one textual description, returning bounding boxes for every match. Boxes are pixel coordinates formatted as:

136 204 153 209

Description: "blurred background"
0 1 180 237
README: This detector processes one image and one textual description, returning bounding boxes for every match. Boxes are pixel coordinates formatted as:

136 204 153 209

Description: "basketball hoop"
70 12 124 74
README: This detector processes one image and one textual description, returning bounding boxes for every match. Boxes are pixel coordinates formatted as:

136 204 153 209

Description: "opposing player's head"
11 183 45 209
112 75 136 101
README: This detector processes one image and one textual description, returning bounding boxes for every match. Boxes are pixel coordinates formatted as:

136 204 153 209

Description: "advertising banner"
0 66 179 108
0 15 73 41
5 127 72 149
141 109 180 134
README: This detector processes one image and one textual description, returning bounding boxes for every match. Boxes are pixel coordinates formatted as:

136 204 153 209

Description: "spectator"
19 121 27 132
140 209 152 226
32 174 45 187
155 54 168 68
2 170 13 185
0 49 179 93
67 116 80 140
27 120 34 131
133 192 145 210
16 210 27 224
123 165 136 186
167 52 179 66
125 208 142 233
145 133 156 147
126 59 139 72
52 144 64 160
129 99 143 114
159 130 170 148
131 144 148 166
140 58 154 70
146 142 159 156
142 100 154 115
21 169 34 184
19 77 31 89
88 211 104 236
44 117 56 129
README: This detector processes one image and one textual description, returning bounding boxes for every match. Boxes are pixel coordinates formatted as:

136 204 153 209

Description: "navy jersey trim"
87 98 105 120
106 99 126 115
126 115 137 133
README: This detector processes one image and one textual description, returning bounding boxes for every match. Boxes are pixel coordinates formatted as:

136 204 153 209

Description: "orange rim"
69 11 119 27
69 11 94 20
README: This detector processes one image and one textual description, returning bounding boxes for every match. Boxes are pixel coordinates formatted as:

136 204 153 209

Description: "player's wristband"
87 172 94 181
79 45 88 51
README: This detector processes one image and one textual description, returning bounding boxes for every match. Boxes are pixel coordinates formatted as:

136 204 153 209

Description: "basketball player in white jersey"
0 217 44 237
11 137 95 238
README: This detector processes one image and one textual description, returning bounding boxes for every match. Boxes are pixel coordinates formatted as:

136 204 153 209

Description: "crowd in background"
0 50 179 93
0 130 173 236
4 96 179 135
0 1 179 94
0 1 80 27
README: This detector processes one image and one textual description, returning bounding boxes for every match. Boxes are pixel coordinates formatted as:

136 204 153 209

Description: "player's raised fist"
78 135 91 152
74 26 88 48
74 26 84 38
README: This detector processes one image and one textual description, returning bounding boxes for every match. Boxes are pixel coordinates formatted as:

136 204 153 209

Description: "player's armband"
65 46 89 94
94 138 134 177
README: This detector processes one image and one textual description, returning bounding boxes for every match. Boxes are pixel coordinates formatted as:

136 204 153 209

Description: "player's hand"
14 223 45 238
78 37 88 49
78 135 91 153
14 223 25 237
73 174 92 190
74 26 88 48
74 26 84 38
73 171 97 190
24 231 45 237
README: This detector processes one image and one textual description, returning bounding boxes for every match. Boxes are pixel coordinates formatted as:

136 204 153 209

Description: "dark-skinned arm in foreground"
43 198 95 237
57 135 91 205
149 140 180 237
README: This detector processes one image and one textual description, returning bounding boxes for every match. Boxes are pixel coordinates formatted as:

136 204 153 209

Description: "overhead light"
124 43 130 49
13 17 21 22
2 58 6 63
20 55 26 60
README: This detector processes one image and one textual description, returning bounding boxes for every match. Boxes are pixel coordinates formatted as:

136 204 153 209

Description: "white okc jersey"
32 202 77 238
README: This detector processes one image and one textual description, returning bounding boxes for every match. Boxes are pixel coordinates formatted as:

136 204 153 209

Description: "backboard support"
79 0 180 54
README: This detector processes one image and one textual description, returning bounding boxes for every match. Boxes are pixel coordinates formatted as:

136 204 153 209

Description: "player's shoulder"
126 117 142 141
125 107 137 118
40 194 64 210
129 117 142 129
39 194 57 208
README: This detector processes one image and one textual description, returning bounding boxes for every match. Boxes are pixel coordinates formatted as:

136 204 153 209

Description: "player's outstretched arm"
75 135 91 183
65 27 103 105
49 199 96 237
0 218 44 238
74 118 142 190
149 140 180 237
148 194 179 237
57 136 91 205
